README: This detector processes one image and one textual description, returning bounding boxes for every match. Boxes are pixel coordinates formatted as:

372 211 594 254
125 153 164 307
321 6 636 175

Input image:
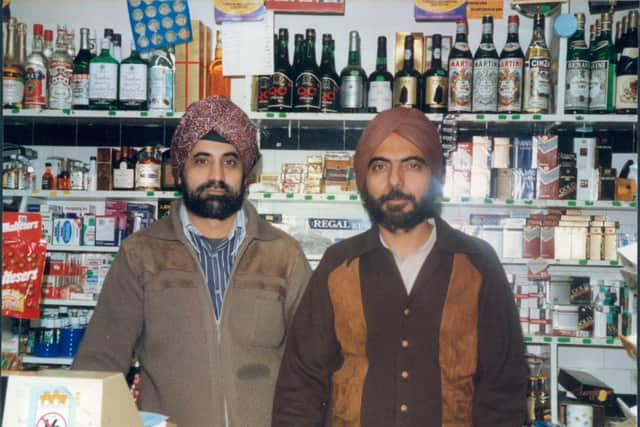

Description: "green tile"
484 198 493 204
557 337 570 343
304 195 312 200
263 193 272 199
543 336 552 342
533 114 542 120
582 338 592 344
327 195 335 200
506 199 514 204
286 193 294 198
146 191 155 196
498 114 507 120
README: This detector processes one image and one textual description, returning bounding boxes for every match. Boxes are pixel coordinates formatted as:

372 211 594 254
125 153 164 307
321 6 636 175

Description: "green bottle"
339 31 367 112
565 13 590 114
88 38 119 110
119 41 148 110
589 13 616 113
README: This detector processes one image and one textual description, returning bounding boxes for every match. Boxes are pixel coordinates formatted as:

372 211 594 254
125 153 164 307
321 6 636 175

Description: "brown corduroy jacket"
73 200 311 427
272 217 528 427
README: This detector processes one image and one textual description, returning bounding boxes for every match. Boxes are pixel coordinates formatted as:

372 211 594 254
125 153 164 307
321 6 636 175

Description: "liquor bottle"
89 29 98 58
119 41 148 110
448 19 473 112
565 13 590 114
472 16 499 112
2 18 24 109
43 29 54 62
148 48 174 111
135 146 162 191
615 10 638 114
340 31 367 112
588 23 597 56
294 29 321 111
71 28 92 110
615 18 625 63
89 38 119 110
41 162 55 190
269 28 295 111
17 23 27 69
292 33 305 77
320 34 341 113
423 34 448 113
112 33 122 63
161 149 176 190
24 23 48 109
104 28 114 56
48 24 73 110
113 147 135 190
523 14 551 114
367 36 393 113
65 26 76 58
255 34 275 112
393 35 421 109
589 13 616 113
208 30 231 98
498 15 524 113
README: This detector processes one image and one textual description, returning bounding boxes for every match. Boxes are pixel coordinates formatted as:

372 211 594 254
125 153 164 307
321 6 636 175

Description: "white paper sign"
222 11 274 76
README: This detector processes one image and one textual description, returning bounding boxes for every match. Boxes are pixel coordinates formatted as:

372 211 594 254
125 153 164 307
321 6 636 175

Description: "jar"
135 146 161 191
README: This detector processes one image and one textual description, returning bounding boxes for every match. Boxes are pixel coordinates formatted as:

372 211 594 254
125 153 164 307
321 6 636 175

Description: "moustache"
378 189 416 204
194 180 233 196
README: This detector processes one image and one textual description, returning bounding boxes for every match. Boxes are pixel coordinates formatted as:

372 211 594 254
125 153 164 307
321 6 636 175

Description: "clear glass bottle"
71 28 92 109
523 14 551 113
48 24 73 110
208 30 231 98
43 29 54 62
393 35 421 109
24 23 48 109
320 34 341 113
589 13 616 113
340 31 367 112
89 38 119 110
423 34 448 113
448 19 473 112
2 18 25 109
565 13 590 114
89 29 98 58
119 41 148 110
148 48 174 111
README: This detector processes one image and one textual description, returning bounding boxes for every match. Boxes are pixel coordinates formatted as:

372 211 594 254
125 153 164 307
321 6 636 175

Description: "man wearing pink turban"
74 96 311 427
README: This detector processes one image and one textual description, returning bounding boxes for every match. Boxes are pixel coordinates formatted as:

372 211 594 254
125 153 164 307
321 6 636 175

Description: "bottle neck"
320 42 331 68
531 23 546 45
55 30 66 52
375 39 387 71
79 32 90 52
432 44 442 69
506 21 519 43
32 33 44 54
481 22 494 44
6 25 16 62
403 47 414 70
305 38 317 67
277 39 289 67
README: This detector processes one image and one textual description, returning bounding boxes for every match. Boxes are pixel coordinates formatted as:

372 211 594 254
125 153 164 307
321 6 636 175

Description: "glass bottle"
523 14 551 113
104 28 114 56
367 36 393 113
294 28 321 111
340 30 367 112
448 19 473 112
269 28 295 111
41 162 55 190
111 33 122 63
2 18 24 109
135 146 162 191
615 17 626 63
148 48 174 111
255 34 276 112
615 10 638 114
565 13 590 114
71 28 92 109
292 33 305 78
17 23 27 70
89 38 119 110
113 147 135 190
64 27 75 59
89 29 98 58
24 23 48 109
320 34 341 113
43 29 54 62
161 149 176 190
56 158 71 190
393 35 421 109
472 16 499 112
589 13 616 113
498 15 524 113
208 30 231 98
119 41 148 110
423 34 448 113
48 24 73 110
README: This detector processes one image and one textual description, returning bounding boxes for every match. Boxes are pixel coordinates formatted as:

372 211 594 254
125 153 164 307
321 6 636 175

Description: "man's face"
179 139 245 220
362 133 440 232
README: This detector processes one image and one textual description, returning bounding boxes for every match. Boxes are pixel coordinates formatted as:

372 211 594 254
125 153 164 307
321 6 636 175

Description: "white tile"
559 347 605 369
603 348 636 370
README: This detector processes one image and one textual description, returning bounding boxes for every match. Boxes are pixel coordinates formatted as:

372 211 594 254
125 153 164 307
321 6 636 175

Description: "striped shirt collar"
179 201 247 252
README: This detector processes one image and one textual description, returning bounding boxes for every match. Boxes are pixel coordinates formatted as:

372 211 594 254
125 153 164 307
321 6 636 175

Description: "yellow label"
467 0 504 20
215 0 263 15
415 0 464 13
393 76 418 107
50 191 58 197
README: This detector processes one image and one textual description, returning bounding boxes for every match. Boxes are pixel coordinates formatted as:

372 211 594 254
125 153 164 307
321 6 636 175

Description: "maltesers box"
395 32 425 73
175 20 210 112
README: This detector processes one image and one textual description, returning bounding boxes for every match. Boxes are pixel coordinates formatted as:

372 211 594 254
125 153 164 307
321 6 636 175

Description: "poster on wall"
265 0 344 14
215 0 266 22
2 212 47 320
415 0 466 21
467 0 503 19
126 0 193 51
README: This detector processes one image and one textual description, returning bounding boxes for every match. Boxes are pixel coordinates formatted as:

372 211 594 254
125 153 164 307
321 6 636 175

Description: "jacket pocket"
144 269 199 291
232 274 287 348
330 355 368 423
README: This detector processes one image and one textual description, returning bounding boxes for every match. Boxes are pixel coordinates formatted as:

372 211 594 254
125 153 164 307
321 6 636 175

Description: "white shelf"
42 298 97 307
525 335 622 347
22 356 73 365
47 245 119 253
4 189 181 200
501 258 621 267
3 108 184 120
249 192 361 202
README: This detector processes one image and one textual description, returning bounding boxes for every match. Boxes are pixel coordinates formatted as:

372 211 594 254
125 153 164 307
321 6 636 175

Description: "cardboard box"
175 20 210 111
523 224 541 258
558 167 577 200
491 168 513 199
535 134 558 170
470 168 491 198
492 137 511 168
395 32 424 73
598 167 616 200
574 136 597 170
472 136 492 169
577 169 599 201
537 166 559 199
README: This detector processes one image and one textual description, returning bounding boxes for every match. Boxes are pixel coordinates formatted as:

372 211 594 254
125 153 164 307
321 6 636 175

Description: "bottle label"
498 58 523 112
615 74 638 110
3 77 25 105
24 64 47 108
503 42 520 53
71 73 90 106
524 56 550 112
119 63 148 102
621 47 638 59
453 42 470 52
89 62 118 101
479 43 495 51
294 72 321 110
269 72 293 109
589 60 609 110
256 75 271 111
425 75 448 109
565 60 590 110
508 22 518 35
48 60 73 109
135 163 161 189
448 58 473 111
340 75 365 109
472 57 498 111
149 66 174 111
368 81 392 112
113 168 135 189
71 171 84 190
393 76 418 107
320 76 340 113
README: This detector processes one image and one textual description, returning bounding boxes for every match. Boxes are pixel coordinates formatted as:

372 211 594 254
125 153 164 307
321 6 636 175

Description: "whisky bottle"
565 13 590 114
48 24 73 110
498 15 524 113
135 146 162 191
393 35 421 109
448 19 473 112
2 18 24 109
294 28 321 111
615 11 638 114
523 14 551 113
208 30 231 98
320 34 341 113
71 28 92 109
24 23 48 109
119 41 148 110
589 13 616 113
269 28 295 111
472 15 499 112
367 36 393 112
340 31 367 112
89 38 119 110
113 147 135 190
423 34 448 113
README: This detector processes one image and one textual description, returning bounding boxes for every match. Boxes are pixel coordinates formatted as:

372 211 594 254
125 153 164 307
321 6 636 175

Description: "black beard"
180 177 245 220
362 185 441 232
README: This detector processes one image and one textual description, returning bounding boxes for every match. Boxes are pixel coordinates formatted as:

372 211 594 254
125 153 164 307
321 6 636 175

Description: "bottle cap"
554 13 578 38
33 24 43 35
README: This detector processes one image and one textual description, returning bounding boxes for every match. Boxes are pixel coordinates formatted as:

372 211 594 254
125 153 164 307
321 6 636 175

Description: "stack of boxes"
175 20 212 111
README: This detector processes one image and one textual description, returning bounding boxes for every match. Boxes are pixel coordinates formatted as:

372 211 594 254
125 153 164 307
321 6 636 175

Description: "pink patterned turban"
171 96 258 181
